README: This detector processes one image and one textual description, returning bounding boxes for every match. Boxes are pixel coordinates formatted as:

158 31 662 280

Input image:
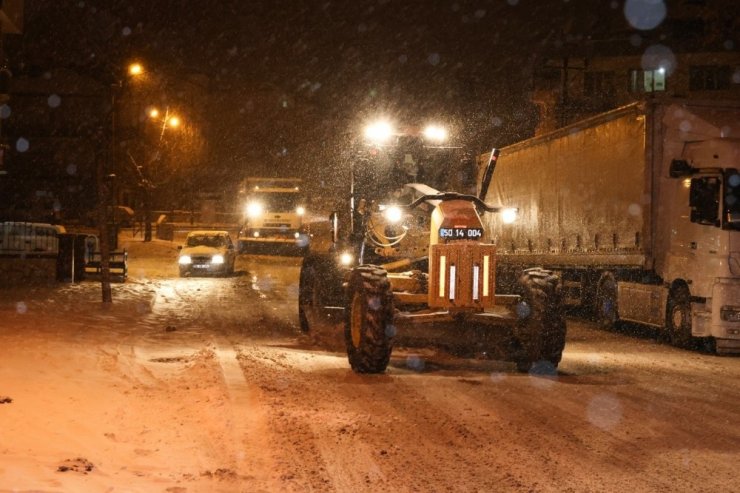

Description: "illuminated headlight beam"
246 202 264 218
423 124 447 143
501 208 518 224
383 205 403 223
364 121 394 144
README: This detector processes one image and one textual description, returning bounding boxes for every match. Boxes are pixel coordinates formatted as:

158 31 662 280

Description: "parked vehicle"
178 230 236 277
480 100 740 354
0 222 66 256
236 177 309 254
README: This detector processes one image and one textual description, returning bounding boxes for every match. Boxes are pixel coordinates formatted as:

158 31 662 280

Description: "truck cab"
236 177 309 254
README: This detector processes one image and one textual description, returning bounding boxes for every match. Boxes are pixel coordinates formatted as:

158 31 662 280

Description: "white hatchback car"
178 230 236 277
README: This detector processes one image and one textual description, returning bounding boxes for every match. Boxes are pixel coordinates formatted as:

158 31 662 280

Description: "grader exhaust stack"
479 148 500 202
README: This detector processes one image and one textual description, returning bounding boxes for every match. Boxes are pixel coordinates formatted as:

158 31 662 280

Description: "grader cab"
299 126 566 374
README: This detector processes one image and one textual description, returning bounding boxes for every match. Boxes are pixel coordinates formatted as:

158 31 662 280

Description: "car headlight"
178 255 192 265
211 254 225 264
246 201 264 218
339 252 354 266
296 206 306 216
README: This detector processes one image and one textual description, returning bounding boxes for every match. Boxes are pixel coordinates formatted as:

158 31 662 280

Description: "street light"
96 61 145 302
148 106 182 141
141 105 183 241
128 63 144 76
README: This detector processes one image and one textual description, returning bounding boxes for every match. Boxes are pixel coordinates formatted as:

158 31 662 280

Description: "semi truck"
480 100 740 353
236 177 309 253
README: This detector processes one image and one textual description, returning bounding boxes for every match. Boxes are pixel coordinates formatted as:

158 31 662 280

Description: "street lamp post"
97 62 144 303
143 106 181 242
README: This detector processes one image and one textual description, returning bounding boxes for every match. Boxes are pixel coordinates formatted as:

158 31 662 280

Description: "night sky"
8 0 738 194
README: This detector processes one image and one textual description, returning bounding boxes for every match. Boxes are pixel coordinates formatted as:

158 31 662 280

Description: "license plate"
194 264 210 269
439 227 483 240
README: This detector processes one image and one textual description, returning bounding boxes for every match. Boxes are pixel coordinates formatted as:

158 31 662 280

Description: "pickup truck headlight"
211 254 225 264
178 255 192 265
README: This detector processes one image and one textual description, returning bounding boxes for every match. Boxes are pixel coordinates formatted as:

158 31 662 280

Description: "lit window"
629 68 666 93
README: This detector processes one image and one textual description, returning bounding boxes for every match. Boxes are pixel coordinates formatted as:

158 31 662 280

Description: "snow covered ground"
1 237 739 492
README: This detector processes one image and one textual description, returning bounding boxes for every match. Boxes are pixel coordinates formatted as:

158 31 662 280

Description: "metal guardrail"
83 250 128 280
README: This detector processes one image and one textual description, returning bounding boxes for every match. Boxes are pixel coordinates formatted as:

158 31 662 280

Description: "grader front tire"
344 266 395 373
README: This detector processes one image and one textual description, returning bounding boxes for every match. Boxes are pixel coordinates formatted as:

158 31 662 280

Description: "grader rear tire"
344 265 395 373
513 267 566 373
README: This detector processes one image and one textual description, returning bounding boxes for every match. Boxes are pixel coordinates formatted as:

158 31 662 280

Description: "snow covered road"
1 238 739 492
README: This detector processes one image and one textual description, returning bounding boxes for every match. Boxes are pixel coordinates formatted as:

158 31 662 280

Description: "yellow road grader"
299 125 566 373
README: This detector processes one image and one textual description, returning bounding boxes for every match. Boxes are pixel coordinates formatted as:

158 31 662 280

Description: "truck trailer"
480 100 740 353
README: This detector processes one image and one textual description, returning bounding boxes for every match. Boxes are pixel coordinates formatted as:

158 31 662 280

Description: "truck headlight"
178 255 192 265
246 201 264 218
501 208 518 224
296 206 306 216
339 252 354 266
211 254 225 264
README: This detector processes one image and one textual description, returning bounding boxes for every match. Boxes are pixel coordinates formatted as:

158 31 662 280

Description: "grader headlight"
423 124 448 143
501 208 518 224
383 205 403 223
364 121 394 144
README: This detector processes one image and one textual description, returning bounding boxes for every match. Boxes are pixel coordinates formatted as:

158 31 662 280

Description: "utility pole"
96 120 112 303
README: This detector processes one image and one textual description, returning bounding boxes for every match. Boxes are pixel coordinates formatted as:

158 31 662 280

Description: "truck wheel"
299 254 342 333
344 265 395 373
666 286 694 349
513 268 566 373
595 273 619 330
